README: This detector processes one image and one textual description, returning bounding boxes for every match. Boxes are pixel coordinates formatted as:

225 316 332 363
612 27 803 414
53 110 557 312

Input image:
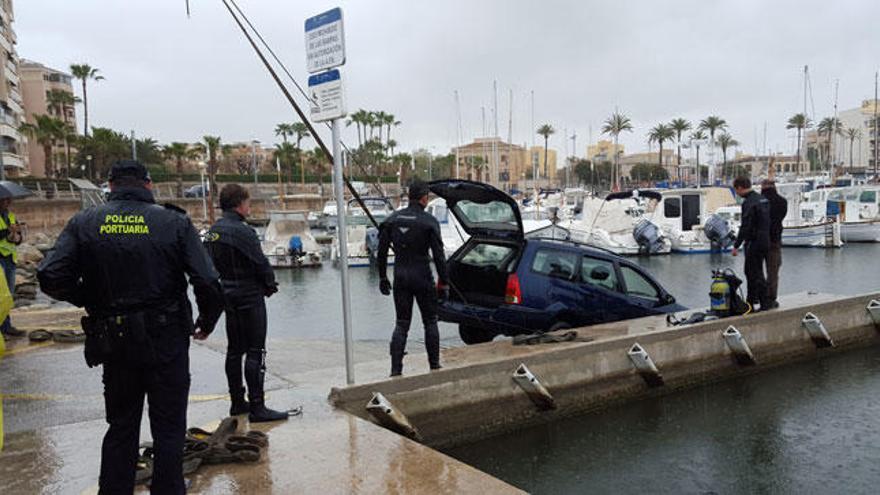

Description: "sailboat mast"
454 90 462 179
874 71 878 177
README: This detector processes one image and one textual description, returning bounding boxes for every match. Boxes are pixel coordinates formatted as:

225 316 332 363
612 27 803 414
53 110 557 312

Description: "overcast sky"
16 0 880 161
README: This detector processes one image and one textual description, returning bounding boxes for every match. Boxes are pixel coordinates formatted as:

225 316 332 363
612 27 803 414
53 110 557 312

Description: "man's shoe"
429 364 443 371
5 326 25 337
249 402 290 423
766 301 780 310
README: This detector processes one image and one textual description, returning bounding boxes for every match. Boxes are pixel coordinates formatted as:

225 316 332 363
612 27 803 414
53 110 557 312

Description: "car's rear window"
531 249 578 280
459 243 515 268
581 257 618 291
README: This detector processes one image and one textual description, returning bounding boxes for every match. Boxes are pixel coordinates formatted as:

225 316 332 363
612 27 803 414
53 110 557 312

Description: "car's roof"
527 238 620 260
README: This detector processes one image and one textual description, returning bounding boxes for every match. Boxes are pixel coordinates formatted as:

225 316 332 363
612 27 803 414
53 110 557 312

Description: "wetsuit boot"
424 319 442 370
245 348 289 422
229 389 249 416
390 319 409 376
249 400 290 423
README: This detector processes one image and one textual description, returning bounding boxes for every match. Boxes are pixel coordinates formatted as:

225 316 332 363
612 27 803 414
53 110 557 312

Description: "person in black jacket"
201 184 288 422
377 180 448 376
37 160 224 494
731 176 771 311
761 179 788 309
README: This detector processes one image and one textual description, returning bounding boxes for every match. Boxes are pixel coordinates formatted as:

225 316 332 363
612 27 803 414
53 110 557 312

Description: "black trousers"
744 247 769 308
391 277 440 372
766 241 782 302
224 298 268 403
99 340 189 494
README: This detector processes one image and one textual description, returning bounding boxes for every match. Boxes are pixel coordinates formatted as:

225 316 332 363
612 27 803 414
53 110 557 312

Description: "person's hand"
379 278 392 296
731 247 738 257
193 329 210 341
265 283 279 297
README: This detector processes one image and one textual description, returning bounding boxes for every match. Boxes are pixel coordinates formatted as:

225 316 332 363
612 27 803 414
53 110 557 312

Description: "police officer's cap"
109 160 151 182
408 179 430 201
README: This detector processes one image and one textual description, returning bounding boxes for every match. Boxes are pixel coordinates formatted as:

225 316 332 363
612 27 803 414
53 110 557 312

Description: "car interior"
448 241 520 307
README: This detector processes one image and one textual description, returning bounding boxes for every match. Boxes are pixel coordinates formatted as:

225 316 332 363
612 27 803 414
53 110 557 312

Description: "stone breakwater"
13 232 56 308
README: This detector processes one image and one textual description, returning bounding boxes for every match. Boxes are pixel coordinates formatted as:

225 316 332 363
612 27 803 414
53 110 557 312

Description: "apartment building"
0 0 27 177
21 60 77 178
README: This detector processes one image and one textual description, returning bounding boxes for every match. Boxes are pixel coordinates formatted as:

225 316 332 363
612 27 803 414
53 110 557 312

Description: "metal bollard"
867 300 880 328
627 343 664 387
512 363 556 411
802 312 834 348
365 392 421 440
722 326 756 366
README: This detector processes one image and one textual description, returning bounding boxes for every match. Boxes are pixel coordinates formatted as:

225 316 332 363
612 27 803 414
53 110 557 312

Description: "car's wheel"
548 321 572 332
459 325 496 345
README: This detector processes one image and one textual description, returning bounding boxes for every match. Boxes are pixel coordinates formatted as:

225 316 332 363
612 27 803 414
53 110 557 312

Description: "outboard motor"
703 214 736 249
633 219 666 254
365 227 381 259
288 235 304 258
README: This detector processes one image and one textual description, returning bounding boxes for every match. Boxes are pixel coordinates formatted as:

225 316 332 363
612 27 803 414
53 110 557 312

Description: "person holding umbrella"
0 181 29 338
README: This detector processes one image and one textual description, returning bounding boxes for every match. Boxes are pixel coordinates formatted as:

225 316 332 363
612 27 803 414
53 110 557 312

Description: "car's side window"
620 265 661 302
664 197 681 218
531 249 578 280
580 257 619 292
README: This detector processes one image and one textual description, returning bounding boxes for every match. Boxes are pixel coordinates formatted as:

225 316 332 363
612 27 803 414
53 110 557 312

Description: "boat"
559 190 671 255
331 197 397 267
654 187 738 253
261 211 323 268
319 200 338 230
426 197 470 257
776 182 842 248
826 186 880 242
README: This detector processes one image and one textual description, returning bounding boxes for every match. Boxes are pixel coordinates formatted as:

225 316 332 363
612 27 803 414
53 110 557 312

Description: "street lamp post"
251 139 260 185
86 155 93 181
198 161 207 221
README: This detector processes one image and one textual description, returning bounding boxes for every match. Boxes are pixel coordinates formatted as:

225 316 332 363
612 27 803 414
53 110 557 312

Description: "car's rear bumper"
438 300 551 336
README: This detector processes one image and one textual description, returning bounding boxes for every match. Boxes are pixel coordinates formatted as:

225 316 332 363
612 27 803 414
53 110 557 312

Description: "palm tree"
690 129 707 182
345 109 370 147
46 89 80 175
384 113 401 146
647 123 675 167
290 122 311 149
20 115 66 178
275 123 294 143
669 118 691 180
698 115 727 142
163 142 193 197
69 64 104 137
601 113 633 190
716 133 739 179
845 127 862 172
274 142 298 183
203 136 222 222
536 124 555 181
786 113 811 173
817 117 843 170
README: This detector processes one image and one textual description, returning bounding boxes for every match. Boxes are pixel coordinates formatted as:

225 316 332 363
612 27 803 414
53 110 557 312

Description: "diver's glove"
379 278 392 296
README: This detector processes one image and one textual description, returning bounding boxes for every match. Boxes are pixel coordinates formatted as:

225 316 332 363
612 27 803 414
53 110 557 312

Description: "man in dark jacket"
37 160 224 494
201 184 288 422
761 179 788 309
377 180 448 376
731 176 771 311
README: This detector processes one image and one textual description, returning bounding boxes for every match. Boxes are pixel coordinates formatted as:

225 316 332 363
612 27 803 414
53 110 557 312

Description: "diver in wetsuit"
376 180 449 376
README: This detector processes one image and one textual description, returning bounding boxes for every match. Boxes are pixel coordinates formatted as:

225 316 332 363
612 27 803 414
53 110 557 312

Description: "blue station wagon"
429 180 686 344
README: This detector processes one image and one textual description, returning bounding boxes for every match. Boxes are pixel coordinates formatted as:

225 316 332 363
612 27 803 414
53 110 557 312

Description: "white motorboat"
560 190 671 255
655 187 738 253
319 200 338 230
261 211 323 268
330 198 397 267
776 182 842 248
426 197 469 257
826 186 880 242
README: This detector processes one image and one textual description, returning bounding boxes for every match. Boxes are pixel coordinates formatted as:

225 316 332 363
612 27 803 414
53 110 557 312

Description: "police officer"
0 196 23 338
37 160 223 494
377 180 448 376
201 184 289 422
731 176 771 311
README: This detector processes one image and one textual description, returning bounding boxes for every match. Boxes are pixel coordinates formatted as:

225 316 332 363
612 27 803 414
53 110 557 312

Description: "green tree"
135 138 162 166
817 117 843 169
275 123 294 143
536 124 555 180
786 113 811 173
845 127 861 172
46 89 80 175
716 133 739 179
69 64 104 137
346 109 370 147
630 163 668 183
383 113 401 146
698 115 727 142
20 115 67 178
669 118 691 180
690 129 707 183
163 142 197 197
647 123 675 166
202 136 222 221
290 122 311 149
74 127 130 180
601 113 633 190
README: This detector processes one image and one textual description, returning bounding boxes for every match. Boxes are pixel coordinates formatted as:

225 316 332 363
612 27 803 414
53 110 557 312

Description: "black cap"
408 179 429 201
108 160 151 182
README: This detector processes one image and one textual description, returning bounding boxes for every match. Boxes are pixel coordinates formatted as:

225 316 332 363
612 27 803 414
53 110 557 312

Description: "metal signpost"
306 7 354 385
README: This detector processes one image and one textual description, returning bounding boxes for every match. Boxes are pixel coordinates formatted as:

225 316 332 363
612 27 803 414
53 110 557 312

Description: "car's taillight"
505 273 522 304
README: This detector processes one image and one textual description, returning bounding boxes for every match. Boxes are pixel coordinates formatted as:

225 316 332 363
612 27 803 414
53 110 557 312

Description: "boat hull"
782 221 843 248
840 220 880 242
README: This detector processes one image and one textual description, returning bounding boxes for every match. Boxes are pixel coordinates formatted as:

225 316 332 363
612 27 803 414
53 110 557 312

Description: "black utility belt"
80 309 182 368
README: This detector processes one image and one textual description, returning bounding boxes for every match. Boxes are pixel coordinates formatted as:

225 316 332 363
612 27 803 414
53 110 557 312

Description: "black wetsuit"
734 190 771 309
37 187 223 494
377 203 448 374
203 210 278 408
763 187 788 304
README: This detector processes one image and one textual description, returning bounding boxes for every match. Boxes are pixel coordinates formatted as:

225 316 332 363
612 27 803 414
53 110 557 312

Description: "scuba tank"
709 270 731 315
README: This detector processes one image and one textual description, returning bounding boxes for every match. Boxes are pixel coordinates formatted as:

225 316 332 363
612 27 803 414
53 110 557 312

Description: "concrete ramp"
331 292 880 448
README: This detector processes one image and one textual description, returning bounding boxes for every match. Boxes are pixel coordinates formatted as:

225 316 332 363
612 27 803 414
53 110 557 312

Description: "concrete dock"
2 291 878 493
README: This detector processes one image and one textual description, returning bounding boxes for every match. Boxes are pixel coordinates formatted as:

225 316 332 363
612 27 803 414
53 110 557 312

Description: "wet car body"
429 179 685 344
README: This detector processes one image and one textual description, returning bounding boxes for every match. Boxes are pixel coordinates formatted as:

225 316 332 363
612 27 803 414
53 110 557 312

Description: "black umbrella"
0 181 34 199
